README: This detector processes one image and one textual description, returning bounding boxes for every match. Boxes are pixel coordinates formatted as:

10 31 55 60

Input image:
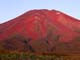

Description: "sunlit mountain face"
0 9 80 55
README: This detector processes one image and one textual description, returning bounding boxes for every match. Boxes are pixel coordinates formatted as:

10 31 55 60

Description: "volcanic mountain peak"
0 9 80 55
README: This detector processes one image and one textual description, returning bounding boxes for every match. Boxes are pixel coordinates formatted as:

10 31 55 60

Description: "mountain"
0 9 80 55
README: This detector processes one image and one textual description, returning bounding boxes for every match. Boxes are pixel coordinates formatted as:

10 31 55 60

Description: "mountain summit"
0 9 80 55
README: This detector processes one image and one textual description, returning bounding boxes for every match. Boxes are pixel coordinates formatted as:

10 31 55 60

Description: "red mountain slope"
0 9 80 55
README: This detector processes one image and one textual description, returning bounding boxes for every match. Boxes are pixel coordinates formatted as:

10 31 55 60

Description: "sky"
0 0 80 23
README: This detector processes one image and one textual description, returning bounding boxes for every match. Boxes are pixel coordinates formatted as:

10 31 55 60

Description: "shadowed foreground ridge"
0 9 80 55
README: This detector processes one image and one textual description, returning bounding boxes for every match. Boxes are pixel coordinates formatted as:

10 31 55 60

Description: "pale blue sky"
0 0 80 23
